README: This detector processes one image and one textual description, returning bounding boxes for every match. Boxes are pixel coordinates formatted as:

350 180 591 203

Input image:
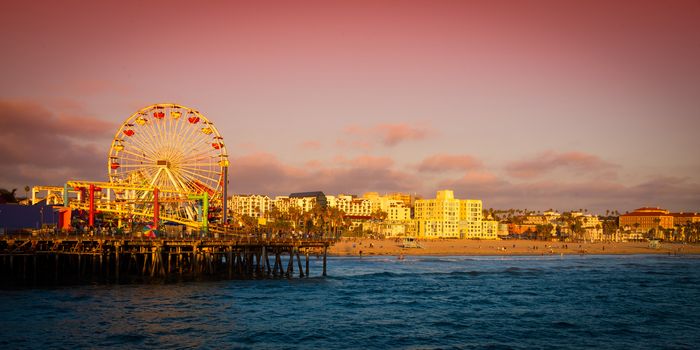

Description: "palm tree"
288 206 302 231
329 207 349 238
653 218 662 240
370 209 388 222
0 188 19 204
24 185 31 205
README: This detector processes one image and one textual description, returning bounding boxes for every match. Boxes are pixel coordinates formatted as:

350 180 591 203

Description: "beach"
329 238 700 256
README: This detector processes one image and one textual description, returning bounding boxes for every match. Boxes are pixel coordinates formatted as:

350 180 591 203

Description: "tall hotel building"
414 190 497 239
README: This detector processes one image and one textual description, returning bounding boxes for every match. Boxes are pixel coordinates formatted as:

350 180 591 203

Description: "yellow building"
414 190 461 238
387 192 413 208
480 219 499 239
459 199 483 238
387 203 410 221
413 190 497 239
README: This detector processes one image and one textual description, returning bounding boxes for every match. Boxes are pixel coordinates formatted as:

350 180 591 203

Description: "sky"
1 0 699 213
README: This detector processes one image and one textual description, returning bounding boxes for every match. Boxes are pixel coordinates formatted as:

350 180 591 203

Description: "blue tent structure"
0 204 59 233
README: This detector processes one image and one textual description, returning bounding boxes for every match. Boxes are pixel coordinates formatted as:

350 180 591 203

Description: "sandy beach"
329 238 700 256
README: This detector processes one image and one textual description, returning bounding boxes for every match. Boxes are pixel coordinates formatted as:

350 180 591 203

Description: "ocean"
1 255 699 349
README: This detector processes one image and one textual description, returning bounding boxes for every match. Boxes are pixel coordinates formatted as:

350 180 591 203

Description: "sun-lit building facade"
619 207 674 232
413 190 496 239
229 194 272 218
459 199 484 238
672 212 700 226
273 192 327 213
480 218 499 239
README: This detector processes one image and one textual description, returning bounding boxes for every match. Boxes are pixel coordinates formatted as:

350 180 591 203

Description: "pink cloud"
505 151 617 179
304 160 323 168
0 99 114 140
229 152 419 196
0 100 113 188
376 123 432 146
440 171 700 213
334 155 395 168
417 154 483 173
299 140 321 150
343 123 434 147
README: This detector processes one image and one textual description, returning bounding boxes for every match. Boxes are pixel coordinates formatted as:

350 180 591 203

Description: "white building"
229 194 272 218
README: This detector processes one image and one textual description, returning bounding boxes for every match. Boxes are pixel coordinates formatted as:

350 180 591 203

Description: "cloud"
440 171 700 213
343 122 434 147
228 149 700 213
505 151 617 179
299 140 321 150
0 100 114 189
416 154 483 173
229 152 420 196
375 123 432 146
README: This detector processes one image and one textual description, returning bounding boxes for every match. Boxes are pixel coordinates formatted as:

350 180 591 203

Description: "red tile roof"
620 212 672 217
671 212 700 217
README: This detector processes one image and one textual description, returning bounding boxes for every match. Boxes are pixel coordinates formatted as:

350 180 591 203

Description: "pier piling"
0 237 331 286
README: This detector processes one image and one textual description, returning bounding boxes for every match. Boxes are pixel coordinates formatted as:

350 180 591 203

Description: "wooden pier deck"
0 237 333 286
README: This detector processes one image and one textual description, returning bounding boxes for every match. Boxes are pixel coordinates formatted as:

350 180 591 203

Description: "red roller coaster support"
88 184 96 228
86 184 102 228
153 187 159 231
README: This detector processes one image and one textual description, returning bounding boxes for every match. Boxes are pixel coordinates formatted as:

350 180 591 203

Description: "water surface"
1 255 699 349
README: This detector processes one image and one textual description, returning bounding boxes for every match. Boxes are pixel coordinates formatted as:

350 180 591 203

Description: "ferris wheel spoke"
181 118 212 149
177 166 221 175
178 167 221 176
178 167 220 185
166 167 198 194
180 152 218 164
143 113 169 157
154 112 170 154
167 124 187 160
187 162 218 169
120 140 158 161
118 164 161 169
168 171 199 195
145 167 165 189
182 150 214 163
178 129 204 155
174 115 199 143
114 158 152 166
139 118 164 155
163 111 177 156
119 149 158 162
172 168 207 190
124 116 160 155
171 111 190 147
178 148 214 161
122 134 160 159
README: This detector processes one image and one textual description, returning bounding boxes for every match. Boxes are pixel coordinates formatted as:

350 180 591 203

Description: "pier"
0 237 332 287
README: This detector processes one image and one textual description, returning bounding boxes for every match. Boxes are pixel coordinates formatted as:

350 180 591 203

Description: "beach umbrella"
142 224 157 238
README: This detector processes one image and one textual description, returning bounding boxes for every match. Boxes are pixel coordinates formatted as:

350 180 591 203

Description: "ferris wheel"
108 103 229 222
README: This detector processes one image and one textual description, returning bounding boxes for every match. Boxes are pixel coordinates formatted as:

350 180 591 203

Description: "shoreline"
328 238 700 257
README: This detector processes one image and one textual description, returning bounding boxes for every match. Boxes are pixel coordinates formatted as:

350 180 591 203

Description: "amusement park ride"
31 103 229 234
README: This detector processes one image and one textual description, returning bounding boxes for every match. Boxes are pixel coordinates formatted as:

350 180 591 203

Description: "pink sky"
1 0 699 213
